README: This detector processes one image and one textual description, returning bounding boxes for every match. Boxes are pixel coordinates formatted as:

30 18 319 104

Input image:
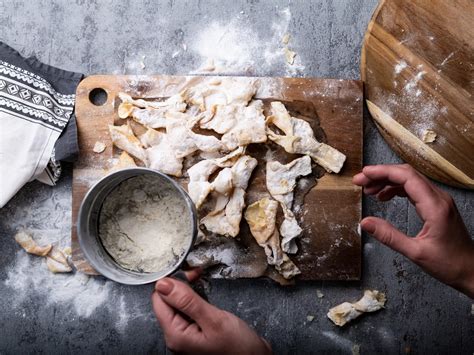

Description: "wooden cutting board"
361 0 474 189
71 75 362 281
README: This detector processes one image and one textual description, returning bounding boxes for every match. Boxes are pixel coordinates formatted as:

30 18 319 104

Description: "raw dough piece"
184 78 257 111
199 58 216 72
146 138 184 177
163 112 223 159
244 198 301 279
187 147 246 208
200 100 267 150
118 92 186 114
14 231 52 256
266 156 312 253
46 257 72 273
187 159 221 208
109 151 137 172
267 101 346 173
109 123 148 164
46 247 72 273
99 175 192 273
421 129 437 143
327 290 386 327
284 47 296 65
139 128 163 148
143 111 222 177
131 113 224 177
93 141 106 153
201 155 258 237
118 92 187 128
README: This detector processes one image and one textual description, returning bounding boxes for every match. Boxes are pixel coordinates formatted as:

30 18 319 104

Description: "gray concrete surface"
0 0 473 354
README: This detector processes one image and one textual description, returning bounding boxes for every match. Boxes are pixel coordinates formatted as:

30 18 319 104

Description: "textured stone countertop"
0 1 472 353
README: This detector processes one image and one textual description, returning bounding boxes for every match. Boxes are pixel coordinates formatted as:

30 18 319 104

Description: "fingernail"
361 219 376 234
156 279 173 295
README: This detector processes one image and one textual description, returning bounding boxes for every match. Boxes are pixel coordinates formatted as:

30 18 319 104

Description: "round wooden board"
361 0 474 189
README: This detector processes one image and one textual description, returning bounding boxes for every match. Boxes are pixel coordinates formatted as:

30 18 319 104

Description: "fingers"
354 165 442 222
183 267 202 282
361 216 419 261
155 277 220 330
361 165 437 204
152 290 190 334
376 185 407 201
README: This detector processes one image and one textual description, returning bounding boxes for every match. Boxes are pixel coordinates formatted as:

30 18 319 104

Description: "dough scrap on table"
244 198 301 279
46 246 72 274
267 101 346 173
266 156 312 254
284 47 296 65
327 290 386 327
14 231 72 273
14 231 52 256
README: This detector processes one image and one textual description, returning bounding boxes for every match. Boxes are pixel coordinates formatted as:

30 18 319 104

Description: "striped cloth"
0 42 82 207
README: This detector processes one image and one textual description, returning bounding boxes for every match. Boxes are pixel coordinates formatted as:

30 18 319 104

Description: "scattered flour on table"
4 251 152 333
190 7 305 76
321 331 356 351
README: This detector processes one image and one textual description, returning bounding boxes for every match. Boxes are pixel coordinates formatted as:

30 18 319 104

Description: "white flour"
190 7 305 76
394 60 407 74
99 175 192 273
404 69 425 93
4 251 152 332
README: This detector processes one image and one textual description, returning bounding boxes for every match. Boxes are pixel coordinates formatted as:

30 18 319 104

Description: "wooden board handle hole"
89 88 108 106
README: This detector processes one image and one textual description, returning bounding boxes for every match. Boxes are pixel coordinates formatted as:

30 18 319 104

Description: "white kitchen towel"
0 42 82 207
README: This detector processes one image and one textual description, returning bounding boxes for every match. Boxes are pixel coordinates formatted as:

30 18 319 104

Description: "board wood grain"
361 0 474 189
72 75 362 281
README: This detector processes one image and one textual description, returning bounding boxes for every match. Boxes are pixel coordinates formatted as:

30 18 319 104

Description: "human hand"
353 164 474 298
152 271 272 354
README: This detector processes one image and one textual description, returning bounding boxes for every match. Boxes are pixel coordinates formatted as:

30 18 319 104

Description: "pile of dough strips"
110 78 346 280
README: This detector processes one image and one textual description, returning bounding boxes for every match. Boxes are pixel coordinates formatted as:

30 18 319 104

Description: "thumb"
361 217 419 260
156 278 219 330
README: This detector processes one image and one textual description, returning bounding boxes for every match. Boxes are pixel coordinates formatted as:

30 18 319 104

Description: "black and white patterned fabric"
0 42 83 207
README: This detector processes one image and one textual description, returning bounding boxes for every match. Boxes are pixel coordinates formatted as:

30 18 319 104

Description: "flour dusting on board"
404 69 425 93
4 251 152 332
382 61 449 140
394 60 407 74
190 7 305 76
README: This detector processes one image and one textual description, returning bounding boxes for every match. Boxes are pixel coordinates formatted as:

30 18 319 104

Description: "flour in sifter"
99 175 193 273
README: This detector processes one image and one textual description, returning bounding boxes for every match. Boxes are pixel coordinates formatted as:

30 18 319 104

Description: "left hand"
152 271 272 354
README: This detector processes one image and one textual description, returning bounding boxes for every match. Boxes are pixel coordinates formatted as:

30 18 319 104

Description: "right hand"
353 164 474 298
152 274 272 354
